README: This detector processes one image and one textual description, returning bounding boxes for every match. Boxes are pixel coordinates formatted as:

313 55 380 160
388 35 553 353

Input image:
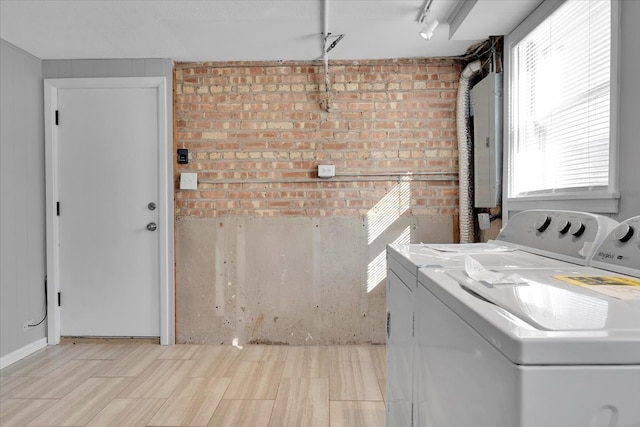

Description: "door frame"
44 77 174 345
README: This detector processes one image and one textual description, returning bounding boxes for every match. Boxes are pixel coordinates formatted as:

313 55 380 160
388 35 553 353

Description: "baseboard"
61 336 160 344
0 337 48 370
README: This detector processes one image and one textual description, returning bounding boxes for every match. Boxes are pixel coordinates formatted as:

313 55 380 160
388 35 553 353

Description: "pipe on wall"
321 0 331 112
457 60 482 243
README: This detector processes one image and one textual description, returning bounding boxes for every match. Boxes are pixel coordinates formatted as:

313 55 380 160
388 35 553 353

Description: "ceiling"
0 0 543 62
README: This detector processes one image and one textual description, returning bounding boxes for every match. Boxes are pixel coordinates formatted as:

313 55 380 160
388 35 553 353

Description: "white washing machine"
386 210 619 426
415 215 640 427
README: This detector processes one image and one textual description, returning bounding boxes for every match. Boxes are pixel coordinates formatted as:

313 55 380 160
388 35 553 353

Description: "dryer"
415 215 640 426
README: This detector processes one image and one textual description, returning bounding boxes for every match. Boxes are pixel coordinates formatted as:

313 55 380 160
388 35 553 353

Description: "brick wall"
174 58 463 344
174 58 463 219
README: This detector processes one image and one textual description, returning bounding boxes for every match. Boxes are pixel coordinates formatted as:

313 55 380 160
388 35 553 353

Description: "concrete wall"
177 215 453 345
0 40 47 364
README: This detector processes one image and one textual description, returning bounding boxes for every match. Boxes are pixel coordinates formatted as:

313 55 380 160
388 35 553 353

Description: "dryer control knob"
569 221 586 237
557 219 571 234
614 224 634 242
534 214 552 232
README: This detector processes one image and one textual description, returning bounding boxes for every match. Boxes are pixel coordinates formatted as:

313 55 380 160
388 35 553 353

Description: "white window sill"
507 192 620 214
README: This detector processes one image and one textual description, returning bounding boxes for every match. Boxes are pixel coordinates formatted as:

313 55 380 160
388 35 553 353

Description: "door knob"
146 222 157 231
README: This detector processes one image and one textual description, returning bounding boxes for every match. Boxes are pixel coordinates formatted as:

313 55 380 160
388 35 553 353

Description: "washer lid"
419 267 640 365
387 243 574 273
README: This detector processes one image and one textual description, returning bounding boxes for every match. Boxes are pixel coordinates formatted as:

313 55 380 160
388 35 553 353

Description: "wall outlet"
23 320 33 331
180 172 198 190
478 213 491 230
318 164 335 178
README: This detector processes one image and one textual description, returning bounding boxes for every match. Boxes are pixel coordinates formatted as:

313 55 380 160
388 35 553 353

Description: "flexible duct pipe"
457 60 482 243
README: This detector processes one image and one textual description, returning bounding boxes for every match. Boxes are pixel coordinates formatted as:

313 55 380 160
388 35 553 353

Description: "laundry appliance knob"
534 214 552 232
557 219 571 234
569 221 586 237
614 224 634 243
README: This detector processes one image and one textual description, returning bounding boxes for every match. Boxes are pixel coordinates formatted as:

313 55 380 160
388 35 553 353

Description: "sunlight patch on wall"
366 176 411 245
367 226 411 293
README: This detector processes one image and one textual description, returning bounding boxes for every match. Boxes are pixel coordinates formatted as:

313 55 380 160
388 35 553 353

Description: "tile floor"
0 343 386 426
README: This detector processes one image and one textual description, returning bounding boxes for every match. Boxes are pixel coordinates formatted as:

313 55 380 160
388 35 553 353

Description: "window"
505 0 619 213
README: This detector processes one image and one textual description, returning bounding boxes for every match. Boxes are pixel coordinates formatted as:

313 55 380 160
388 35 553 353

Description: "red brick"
175 58 463 218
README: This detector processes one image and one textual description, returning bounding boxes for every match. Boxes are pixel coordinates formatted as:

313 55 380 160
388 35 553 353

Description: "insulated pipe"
457 60 482 243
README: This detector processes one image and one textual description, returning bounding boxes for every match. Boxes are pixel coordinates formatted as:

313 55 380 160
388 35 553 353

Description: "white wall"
615 0 640 221
0 55 173 366
41 58 173 81
0 39 47 363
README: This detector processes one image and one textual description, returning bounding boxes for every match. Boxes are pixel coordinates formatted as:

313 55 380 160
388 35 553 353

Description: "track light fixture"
324 33 345 53
418 0 439 40
420 19 439 40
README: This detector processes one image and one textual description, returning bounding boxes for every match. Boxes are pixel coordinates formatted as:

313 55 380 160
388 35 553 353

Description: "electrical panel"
471 72 503 208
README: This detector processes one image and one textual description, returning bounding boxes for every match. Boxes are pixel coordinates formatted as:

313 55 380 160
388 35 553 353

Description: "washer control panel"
496 210 619 265
591 215 640 276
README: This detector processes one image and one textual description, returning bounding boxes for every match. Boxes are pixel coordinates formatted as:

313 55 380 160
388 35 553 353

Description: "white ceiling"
0 0 542 62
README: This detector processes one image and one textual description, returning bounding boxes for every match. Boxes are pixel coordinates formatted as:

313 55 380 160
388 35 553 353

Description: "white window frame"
503 0 621 215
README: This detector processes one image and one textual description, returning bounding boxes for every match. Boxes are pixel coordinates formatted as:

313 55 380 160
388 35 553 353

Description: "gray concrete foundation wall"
176 215 453 345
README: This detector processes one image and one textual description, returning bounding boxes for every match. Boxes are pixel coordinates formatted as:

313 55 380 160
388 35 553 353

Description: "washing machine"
415 215 640 427
386 210 619 426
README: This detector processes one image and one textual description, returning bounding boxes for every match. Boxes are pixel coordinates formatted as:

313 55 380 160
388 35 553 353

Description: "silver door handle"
146 222 157 231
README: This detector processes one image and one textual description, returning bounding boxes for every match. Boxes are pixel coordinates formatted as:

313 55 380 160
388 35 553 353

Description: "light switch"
177 148 189 164
180 172 198 190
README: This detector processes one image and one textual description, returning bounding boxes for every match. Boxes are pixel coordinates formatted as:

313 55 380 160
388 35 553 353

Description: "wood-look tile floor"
0 343 386 427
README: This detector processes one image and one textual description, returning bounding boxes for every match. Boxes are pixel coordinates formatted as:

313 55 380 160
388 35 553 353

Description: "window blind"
509 0 611 197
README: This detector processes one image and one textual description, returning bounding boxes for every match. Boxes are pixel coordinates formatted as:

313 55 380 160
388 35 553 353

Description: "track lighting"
420 19 439 40
418 0 438 40
325 33 345 53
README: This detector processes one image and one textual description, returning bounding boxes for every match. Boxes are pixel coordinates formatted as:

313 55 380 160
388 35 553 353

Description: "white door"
57 87 159 337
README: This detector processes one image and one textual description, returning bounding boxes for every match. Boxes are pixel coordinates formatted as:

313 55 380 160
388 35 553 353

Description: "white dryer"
415 215 640 426
386 210 619 426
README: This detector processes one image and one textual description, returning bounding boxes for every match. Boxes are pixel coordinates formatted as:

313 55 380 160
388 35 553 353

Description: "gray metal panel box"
472 72 503 208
